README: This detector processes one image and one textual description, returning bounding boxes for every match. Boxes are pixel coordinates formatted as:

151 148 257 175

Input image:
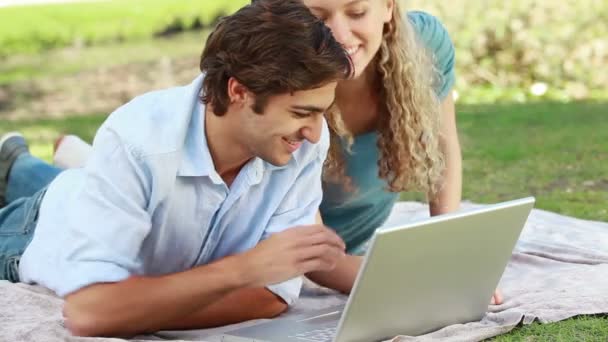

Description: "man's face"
237 82 337 166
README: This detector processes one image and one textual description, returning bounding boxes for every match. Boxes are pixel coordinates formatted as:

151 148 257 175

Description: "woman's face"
303 0 394 78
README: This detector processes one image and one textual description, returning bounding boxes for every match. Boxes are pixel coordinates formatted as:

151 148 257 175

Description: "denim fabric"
5 154 61 203
0 187 47 282
0 154 60 281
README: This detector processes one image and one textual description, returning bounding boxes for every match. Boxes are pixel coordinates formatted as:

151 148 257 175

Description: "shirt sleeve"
54 126 153 297
261 123 330 305
408 11 456 100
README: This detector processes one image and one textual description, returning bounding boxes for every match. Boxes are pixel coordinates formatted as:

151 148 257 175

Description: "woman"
53 0 503 304
300 0 489 300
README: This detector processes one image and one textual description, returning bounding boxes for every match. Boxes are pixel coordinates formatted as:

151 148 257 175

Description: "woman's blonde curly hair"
324 1 446 197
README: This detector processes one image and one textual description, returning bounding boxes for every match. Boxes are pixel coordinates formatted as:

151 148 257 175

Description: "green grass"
456 86 608 105
0 0 248 57
1 102 606 223
458 101 608 222
0 7 606 338
1 103 606 342
489 315 608 341
0 114 105 161
1 100 605 341
401 100 608 340
401 101 608 222
0 30 206 86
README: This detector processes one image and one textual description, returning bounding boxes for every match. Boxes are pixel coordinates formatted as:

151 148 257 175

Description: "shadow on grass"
0 100 606 340
1 100 607 221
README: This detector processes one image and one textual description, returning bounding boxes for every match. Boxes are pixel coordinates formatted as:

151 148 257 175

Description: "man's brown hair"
200 0 352 115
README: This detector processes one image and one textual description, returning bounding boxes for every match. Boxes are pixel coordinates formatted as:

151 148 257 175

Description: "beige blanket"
1 202 607 342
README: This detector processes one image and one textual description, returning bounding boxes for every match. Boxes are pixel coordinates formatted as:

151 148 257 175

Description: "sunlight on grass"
489 315 608 341
0 31 208 86
0 0 248 57
30 144 53 163
5 100 605 341
0 5 605 337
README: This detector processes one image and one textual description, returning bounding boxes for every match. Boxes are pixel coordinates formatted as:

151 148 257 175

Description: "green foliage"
1 0 607 103
407 0 608 102
0 0 248 57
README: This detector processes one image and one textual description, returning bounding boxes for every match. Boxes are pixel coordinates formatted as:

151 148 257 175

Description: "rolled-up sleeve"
51 127 153 296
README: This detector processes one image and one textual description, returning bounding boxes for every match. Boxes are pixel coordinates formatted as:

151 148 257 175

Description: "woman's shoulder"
406 11 455 99
406 11 452 52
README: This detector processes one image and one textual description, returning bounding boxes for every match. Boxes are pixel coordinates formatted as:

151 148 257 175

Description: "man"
0 0 353 337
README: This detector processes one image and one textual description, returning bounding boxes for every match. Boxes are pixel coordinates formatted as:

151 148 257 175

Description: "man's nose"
301 115 323 144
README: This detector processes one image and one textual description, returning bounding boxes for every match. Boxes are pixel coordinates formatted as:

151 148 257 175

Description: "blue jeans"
0 154 61 282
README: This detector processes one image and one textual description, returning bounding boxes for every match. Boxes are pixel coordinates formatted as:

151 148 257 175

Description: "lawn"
0 30 206 86
458 101 608 223
1 1 606 340
399 100 608 223
0 0 248 57
2 100 606 341
460 101 608 340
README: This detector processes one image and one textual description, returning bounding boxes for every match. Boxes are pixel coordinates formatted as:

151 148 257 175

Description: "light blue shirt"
19 75 329 305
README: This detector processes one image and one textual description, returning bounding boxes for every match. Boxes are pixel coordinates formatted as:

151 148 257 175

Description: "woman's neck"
336 65 378 100
335 65 382 135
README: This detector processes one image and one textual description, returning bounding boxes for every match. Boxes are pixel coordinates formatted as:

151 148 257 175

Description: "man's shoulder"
99 76 204 157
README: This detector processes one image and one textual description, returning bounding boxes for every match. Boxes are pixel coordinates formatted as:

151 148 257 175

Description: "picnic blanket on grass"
1 202 607 342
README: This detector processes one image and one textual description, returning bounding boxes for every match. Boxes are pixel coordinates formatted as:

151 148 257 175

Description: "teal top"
319 11 456 253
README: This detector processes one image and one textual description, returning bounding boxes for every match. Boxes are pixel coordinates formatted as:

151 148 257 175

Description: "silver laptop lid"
334 197 535 342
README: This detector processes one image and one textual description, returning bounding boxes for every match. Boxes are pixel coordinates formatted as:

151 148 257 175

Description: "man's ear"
227 77 250 107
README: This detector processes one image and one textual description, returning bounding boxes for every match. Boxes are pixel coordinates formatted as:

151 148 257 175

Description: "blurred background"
1 0 606 114
0 0 606 339
0 0 606 217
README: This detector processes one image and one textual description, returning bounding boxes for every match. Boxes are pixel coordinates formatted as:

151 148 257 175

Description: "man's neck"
204 106 252 186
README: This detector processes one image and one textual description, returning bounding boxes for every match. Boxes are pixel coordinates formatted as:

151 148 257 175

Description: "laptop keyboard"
288 327 337 341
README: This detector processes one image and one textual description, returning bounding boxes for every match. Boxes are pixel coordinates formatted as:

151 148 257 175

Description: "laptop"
220 197 535 342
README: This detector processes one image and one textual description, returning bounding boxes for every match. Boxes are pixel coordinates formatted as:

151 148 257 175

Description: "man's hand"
241 225 346 287
491 288 504 305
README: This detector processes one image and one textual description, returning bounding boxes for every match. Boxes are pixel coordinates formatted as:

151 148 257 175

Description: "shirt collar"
176 74 300 181
242 156 295 186
176 75 219 180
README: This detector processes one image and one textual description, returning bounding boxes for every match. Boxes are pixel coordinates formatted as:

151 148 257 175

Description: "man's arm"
162 287 287 330
64 225 345 337
64 255 254 337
